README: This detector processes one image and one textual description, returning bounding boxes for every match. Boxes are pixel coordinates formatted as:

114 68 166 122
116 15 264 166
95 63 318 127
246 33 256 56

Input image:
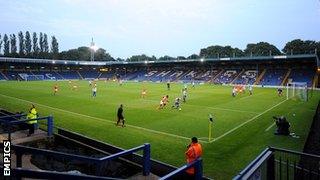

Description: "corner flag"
208 114 214 142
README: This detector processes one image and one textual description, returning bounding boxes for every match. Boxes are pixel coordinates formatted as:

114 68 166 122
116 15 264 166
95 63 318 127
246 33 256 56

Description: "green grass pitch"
0 80 319 179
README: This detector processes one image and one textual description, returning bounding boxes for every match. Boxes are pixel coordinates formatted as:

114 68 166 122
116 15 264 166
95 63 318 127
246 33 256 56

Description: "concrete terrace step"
0 129 47 144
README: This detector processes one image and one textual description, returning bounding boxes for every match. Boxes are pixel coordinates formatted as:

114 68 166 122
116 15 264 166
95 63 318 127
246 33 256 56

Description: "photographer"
273 116 290 135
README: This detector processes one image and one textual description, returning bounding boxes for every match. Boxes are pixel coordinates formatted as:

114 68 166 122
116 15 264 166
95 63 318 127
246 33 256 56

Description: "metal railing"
0 114 54 140
159 158 203 180
233 147 320 180
12 143 151 178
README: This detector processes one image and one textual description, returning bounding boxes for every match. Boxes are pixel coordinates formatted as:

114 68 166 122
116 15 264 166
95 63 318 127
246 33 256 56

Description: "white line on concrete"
210 99 288 143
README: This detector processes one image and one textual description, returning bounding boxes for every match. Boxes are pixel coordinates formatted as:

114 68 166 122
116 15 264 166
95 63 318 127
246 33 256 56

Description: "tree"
59 46 115 61
282 39 318 55
158 55 174 61
25 31 32 56
187 54 200 59
18 31 25 56
0 34 2 55
60 49 80 60
116 57 125 61
43 33 49 54
39 32 44 53
244 42 281 56
32 32 39 56
127 54 154 62
199 45 245 58
77 46 90 60
51 36 59 59
3 34 9 56
177 56 186 60
10 34 17 55
94 48 114 61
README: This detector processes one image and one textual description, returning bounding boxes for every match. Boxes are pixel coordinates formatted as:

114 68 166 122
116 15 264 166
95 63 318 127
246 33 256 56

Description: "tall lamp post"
90 38 98 61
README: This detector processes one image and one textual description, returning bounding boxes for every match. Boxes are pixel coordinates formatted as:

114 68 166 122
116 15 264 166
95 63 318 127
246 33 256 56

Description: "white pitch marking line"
0 94 208 143
210 99 288 143
265 123 275 132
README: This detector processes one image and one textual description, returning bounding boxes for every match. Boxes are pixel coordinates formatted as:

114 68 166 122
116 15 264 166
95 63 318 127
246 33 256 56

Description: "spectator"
185 137 203 176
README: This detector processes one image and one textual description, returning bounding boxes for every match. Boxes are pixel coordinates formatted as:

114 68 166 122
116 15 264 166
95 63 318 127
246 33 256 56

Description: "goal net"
286 82 308 101
25 75 45 81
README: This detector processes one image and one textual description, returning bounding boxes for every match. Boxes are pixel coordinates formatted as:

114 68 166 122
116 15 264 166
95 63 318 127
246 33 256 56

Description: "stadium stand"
0 71 7 80
259 69 287 86
79 70 100 79
233 70 258 85
55 71 81 79
0 54 318 87
213 69 241 84
288 68 315 87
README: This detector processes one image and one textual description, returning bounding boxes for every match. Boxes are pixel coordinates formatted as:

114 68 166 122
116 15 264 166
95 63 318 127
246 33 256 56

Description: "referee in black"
116 104 125 127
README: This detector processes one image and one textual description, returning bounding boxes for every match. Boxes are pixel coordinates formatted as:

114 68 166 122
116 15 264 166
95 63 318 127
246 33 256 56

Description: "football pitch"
0 80 319 179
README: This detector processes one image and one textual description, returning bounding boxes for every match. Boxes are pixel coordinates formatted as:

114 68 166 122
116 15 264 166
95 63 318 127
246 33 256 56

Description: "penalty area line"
210 99 288 143
0 93 207 143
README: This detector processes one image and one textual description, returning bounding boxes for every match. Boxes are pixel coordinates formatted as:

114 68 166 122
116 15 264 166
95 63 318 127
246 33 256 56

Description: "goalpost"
286 82 308 101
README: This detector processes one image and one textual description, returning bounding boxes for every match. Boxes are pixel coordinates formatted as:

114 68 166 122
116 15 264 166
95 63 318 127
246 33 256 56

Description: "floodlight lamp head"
91 45 98 52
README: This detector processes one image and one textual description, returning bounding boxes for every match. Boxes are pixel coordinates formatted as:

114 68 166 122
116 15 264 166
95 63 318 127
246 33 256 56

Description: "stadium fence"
233 147 320 180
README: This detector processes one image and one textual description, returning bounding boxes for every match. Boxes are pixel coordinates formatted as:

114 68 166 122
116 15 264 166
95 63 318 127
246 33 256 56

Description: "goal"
25 75 45 81
286 82 308 101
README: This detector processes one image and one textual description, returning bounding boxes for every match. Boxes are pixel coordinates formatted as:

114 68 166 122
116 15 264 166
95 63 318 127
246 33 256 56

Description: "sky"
0 0 319 59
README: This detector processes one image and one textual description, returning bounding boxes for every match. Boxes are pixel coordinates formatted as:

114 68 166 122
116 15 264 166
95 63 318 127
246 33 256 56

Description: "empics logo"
3 140 11 176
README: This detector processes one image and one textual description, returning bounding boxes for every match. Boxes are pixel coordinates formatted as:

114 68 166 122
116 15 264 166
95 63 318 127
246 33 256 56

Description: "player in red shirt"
141 88 147 98
53 84 58 95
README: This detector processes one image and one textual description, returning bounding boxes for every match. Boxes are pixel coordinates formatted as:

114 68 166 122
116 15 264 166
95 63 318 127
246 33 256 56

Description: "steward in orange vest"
185 137 203 175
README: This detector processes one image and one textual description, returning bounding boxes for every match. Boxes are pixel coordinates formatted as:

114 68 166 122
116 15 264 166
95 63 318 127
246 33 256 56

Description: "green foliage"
51 36 59 59
39 32 44 53
187 54 200 59
158 55 175 61
282 39 319 55
18 31 25 56
43 33 49 54
127 54 156 62
32 32 39 55
60 46 114 61
94 48 114 61
25 31 32 56
1 31 319 61
200 45 245 58
3 34 9 56
0 34 2 55
244 42 281 56
10 34 17 55
177 56 186 60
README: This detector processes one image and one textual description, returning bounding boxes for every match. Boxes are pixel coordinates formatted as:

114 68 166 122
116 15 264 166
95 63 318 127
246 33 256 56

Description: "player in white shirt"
172 97 181 110
232 87 236 97
92 84 97 97
249 85 253 95
182 89 187 102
